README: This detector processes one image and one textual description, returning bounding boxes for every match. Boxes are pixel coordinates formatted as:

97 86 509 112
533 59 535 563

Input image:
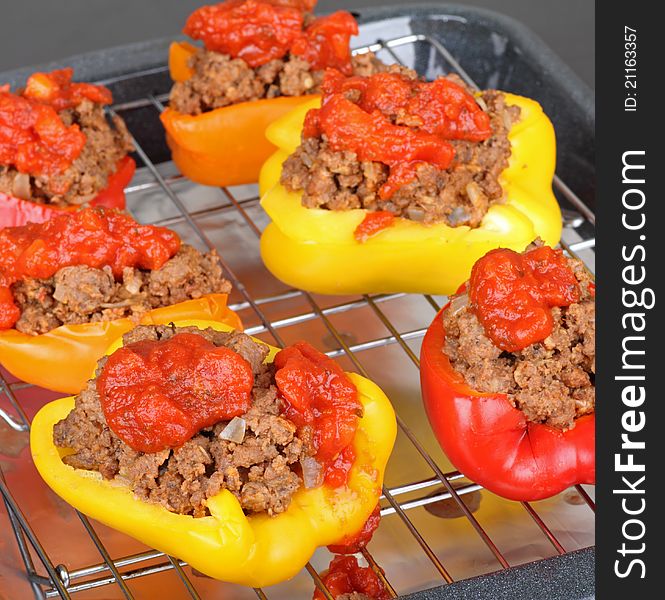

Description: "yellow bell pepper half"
30 319 397 588
259 94 562 295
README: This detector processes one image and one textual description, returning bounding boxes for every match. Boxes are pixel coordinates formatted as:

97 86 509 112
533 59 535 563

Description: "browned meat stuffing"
169 48 385 115
442 255 595 431
280 71 520 227
11 245 230 335
53 324 313 517
0 99 133 206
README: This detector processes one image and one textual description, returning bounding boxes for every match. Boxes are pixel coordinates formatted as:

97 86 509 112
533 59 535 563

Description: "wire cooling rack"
0 29 595 600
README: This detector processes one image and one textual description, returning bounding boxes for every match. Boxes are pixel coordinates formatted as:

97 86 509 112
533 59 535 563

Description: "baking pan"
0 4 595 599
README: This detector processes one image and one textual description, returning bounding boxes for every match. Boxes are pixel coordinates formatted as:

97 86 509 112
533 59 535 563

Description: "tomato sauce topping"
328 503 381 554
468 246 581 352
1 69 113 182
314 555 390 600
97 333 254 452
0 208 180 330
303 69 492 199
274 341 362 487
0 89 86 182
290 11 358 75
354 210 395 242
22 68 113 111
183 0 358 73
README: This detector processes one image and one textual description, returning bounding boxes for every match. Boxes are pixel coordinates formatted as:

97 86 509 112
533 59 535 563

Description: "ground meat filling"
0 99 133 206
442 256 595 431
53 325 313 517
280 70 520 227
169 48 385 115
11 245 230 336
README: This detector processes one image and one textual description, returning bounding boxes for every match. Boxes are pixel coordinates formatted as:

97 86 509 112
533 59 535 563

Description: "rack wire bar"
42 561 187 598
0 475 71 599
306 563 335 600
167 556 202 600
2 493 48 599
0 377 30 431
56 550 165 583
0 28 595 600
575 485 596 511
76 514 135 599
361 548 399 598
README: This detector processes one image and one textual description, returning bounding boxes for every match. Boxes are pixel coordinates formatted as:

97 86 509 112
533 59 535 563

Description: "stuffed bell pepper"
161 0 386 186
259 67 563 295
0 68 136 228
0 207 240 394
420 242 595 501
31 321 396 587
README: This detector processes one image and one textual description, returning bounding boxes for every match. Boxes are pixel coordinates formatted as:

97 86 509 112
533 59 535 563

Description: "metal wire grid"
0 32 595 600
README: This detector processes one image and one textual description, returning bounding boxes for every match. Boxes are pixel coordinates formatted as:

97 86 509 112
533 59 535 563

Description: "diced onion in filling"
449 292 468 316
301 456 324 489
219 416 247 443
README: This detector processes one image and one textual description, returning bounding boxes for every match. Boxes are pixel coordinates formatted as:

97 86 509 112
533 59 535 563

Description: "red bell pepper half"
0 155 136 228
419 306 595 502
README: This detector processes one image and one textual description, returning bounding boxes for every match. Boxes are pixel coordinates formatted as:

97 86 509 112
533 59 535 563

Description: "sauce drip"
353 210 395 242
314 555 390 600
328 503 381 554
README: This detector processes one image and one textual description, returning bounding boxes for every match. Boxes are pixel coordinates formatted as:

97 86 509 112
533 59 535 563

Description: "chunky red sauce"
303 69 492 199
0 89 86 182
97 333 254 452
184 0 357 73
290 11 358 75
328 503 381 554
354 211 395 242
22 68 112 111
0 208 180 330
468 246 581 352
1 69 113 182
314 555 389 600
274 341 361 487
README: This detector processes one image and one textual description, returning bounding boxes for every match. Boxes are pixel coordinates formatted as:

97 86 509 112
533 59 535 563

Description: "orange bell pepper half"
0 294 241 394
168 40 198 82
160 41 317 187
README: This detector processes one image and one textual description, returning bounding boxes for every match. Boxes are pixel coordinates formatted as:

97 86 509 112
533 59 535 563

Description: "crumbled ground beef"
280 70 519 227
0 99 133 206
11 245 230 335
442 255 595 431
169 48 385 115
53 324 313 517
